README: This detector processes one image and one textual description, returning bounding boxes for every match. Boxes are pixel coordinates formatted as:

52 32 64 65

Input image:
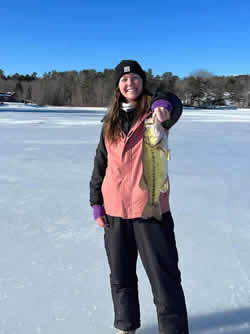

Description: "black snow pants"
104 211 189 334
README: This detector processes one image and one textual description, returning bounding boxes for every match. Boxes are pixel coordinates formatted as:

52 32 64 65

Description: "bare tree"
190 69 214 78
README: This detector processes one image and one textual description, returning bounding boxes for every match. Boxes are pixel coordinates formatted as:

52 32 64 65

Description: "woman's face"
118 73 143 102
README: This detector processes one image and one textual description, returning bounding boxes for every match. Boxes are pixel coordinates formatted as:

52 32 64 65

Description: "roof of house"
0 92 16 97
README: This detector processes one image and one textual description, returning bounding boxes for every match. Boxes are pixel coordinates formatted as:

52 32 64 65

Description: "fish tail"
142 203 162 221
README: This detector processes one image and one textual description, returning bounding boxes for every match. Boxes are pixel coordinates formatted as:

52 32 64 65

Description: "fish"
139 117 170 221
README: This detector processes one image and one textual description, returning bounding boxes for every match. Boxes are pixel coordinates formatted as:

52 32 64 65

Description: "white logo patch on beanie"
124 66 130 73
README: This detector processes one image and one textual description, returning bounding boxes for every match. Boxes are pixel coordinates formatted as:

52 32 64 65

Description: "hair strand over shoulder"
103 88 152 143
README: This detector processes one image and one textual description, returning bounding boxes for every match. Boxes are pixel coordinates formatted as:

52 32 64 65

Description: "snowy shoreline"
0 102 108 113
1 102 250 113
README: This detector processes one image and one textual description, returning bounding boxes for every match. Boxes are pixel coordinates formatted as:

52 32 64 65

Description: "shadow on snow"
141 307 250 334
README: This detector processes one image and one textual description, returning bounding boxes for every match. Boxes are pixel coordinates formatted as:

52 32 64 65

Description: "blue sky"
1 0 250 78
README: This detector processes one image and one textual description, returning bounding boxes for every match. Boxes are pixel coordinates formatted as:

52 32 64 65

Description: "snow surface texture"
0 106 250 334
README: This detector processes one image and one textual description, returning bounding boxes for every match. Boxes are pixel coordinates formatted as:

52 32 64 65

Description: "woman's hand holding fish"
153 107 170 123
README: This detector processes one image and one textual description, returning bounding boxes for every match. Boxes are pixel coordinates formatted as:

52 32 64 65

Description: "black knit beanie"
114 60 146 86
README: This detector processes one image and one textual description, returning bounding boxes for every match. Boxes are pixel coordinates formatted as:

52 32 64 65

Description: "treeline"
0 68 250 107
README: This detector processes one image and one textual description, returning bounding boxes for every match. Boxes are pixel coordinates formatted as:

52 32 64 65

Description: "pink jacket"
101 114 170 219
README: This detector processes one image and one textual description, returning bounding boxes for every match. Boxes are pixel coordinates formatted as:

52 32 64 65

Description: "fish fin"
160 177 169 193
142 203 162 221
139 175 148 190
167 149 171 160
159 146 171 160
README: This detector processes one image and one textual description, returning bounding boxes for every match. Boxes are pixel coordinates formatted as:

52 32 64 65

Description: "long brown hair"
103 87 152 143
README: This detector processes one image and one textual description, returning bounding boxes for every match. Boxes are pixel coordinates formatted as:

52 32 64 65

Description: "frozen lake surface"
0 108 250 334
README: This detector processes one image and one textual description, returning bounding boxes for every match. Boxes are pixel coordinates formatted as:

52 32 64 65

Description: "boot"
116 330 136 334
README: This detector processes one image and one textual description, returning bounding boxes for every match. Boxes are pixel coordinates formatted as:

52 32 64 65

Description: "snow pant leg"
104 216 140 331
133 211 189 334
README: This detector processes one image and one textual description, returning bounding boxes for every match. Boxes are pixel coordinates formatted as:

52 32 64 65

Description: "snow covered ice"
0 106 250 334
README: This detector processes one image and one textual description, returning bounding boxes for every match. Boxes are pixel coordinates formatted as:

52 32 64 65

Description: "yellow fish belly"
140 141 169 221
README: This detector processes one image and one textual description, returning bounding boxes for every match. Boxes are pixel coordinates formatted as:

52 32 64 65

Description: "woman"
89 60 189 334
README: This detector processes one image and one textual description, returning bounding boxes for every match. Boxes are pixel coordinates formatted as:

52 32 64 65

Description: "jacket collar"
125 111 151 140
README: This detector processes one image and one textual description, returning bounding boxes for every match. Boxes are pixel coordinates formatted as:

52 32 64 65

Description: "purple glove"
93 205 105 220
151 99 173 113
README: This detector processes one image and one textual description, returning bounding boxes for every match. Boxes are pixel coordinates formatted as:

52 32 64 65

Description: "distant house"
0 91 16 103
